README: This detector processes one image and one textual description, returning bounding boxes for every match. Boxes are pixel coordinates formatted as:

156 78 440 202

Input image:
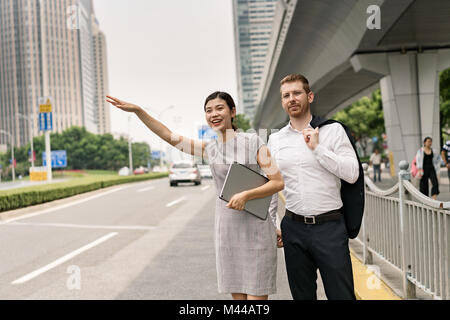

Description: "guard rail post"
362 163 373 264
398 160 416 299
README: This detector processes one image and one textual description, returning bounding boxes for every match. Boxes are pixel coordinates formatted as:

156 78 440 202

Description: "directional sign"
198 125 218 140
151 151 161 159
39 112 53 131
39 98 52 113
42 150 67 168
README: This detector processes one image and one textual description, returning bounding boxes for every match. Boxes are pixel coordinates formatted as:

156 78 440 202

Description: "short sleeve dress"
204 132 277 296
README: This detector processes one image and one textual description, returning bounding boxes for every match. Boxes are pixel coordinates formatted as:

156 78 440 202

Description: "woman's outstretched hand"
106 95 141 113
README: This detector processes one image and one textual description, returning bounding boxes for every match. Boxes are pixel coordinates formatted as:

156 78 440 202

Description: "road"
0 177 311 300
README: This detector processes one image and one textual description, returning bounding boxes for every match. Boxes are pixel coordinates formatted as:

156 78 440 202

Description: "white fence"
357 161 450 299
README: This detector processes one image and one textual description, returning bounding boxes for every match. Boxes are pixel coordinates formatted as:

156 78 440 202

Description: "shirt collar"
286 115 313 133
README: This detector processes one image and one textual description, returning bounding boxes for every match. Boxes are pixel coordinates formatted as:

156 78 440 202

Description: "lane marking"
137 186 155 193
0 186 130 225
166 197 186 208
12 232 119 285
7 222 156 231
201 186 210 191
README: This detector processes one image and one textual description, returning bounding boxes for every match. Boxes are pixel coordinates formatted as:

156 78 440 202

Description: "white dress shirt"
268 120 359 217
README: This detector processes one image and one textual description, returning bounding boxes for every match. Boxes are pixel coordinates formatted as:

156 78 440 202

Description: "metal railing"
357 160 450 300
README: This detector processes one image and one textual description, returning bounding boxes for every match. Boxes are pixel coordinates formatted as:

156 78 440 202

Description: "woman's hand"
276 229 283 248
106 95 141 113
226 192 249 211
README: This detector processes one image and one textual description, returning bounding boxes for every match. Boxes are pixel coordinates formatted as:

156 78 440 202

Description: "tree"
235 114 252 131
332 90 385 156
440 68 450 145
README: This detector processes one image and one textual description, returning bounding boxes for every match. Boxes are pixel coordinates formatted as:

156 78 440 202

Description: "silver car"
198 164 213 179
169 161 202 187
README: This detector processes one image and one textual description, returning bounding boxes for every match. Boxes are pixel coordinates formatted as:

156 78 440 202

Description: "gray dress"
204 132 277 296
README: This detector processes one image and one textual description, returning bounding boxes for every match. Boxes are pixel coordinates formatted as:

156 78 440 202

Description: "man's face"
280 81 314 118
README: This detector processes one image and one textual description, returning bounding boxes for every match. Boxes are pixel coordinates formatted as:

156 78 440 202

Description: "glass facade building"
0 0 110 147
232 0 277 123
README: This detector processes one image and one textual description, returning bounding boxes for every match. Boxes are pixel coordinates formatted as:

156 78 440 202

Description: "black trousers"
281 213 356 300
420 167 439 196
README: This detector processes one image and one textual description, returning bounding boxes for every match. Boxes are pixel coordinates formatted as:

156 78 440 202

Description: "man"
268 74 359 300
442 140 450 189
370 148 382 182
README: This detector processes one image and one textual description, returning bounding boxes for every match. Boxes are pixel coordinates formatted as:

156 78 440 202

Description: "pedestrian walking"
106 92 284 300
416 137 440 200
369 148 382 182
267 74 363 300
441 140 450 190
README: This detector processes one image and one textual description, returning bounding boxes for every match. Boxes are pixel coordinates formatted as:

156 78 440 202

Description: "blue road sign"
42 150 67 168
198 125 218 140
39 112 53 131
151 151 161 159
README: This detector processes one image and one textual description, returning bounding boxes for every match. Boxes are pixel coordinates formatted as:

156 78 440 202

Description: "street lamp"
16 113 35 168
157 105 175 170
128 115 133 175
0 129 15 182
140 105 175 170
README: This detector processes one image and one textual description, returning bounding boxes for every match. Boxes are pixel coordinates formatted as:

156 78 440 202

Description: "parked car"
118 167 130 176
169 161 202 187
134 167 145 175
197 164 212 179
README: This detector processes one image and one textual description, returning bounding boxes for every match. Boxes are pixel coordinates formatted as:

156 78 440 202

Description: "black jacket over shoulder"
310 115 365 239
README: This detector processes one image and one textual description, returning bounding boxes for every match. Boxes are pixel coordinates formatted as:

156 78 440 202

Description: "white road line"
201 186 210 191
0 186 130 225
12 232 118 285
8 222 156 231
137 186 155 193
166 197 186 208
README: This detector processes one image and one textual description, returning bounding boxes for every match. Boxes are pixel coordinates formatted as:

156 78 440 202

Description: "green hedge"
0 173 168 213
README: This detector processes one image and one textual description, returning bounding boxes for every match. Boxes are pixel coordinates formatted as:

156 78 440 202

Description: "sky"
93 0 239 155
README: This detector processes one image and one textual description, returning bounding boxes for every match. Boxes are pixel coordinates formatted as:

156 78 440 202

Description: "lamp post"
128 115 133 175
0 129 15 182
158 105 174 170
141 105 174 170
16 113 35 168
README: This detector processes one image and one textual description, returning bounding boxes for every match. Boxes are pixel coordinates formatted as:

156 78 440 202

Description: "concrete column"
351 49 450 173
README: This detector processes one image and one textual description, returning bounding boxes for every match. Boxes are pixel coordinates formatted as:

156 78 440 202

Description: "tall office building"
0 0 110 148
232 0 277 123
92 11 110 134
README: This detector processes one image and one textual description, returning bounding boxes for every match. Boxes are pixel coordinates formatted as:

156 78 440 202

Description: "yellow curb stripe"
350 249 401 300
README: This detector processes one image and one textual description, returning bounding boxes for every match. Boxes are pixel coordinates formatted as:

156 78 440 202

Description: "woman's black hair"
424 136 432 144
204 91 237 131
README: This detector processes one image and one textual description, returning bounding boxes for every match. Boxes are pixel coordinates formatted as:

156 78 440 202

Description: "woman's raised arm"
106 95 205 157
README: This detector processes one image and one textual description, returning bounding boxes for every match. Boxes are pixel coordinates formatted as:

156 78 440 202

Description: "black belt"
285 209 342 225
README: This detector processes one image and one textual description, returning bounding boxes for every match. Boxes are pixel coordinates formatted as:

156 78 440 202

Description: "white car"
169 162 202 187
118 167 130 176
197 164 212 179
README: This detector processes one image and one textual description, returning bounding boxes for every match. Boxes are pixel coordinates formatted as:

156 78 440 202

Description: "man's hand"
276 229 283 248
226 192 249 211
303 127 319 150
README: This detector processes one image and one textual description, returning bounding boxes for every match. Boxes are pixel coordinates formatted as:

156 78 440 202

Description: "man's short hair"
280 74 311 93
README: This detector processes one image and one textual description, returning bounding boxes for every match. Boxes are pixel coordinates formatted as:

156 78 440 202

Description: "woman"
416 137 441 200
106 92 284 300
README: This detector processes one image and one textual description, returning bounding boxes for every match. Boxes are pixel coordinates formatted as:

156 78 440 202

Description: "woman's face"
425 139 432 148
205 98 236 133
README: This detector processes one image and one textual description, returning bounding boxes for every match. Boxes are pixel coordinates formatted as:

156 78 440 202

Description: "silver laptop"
219 162 271 220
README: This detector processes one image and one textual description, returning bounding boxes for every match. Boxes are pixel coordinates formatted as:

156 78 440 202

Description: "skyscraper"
92 15 111 135
232 0 277 123
0 0 110 148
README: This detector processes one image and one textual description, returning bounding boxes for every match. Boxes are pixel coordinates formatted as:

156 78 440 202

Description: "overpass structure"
254 0 450 171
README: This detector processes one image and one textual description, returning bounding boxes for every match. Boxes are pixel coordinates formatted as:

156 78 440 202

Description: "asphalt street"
0 177 325 300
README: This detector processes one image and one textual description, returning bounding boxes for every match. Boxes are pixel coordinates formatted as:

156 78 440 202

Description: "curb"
350 249 401 300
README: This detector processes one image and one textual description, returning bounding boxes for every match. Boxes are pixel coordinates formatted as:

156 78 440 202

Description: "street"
0 178 301 300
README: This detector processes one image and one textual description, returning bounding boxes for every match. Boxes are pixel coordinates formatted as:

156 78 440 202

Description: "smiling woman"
106 91 284 301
